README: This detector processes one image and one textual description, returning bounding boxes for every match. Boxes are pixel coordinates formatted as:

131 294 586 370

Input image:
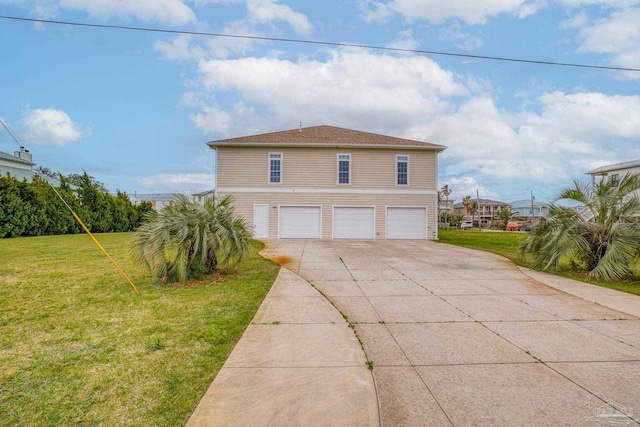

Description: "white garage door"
387 207 427 239
333 207 375 239
279 206 321 238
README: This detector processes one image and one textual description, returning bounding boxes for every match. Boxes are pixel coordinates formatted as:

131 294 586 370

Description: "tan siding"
220 191 438 240
217 147 438 191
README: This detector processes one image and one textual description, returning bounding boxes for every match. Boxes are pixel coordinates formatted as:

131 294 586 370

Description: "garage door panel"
279 206 321 239
387 207 427 239
334 207 374 239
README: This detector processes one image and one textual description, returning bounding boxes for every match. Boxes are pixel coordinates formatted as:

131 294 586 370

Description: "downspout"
434 151 439 240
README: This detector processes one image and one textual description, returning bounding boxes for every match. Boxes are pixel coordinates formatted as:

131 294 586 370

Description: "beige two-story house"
206 125 445 240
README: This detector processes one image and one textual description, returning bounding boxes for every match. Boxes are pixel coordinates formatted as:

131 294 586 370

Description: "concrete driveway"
260 239 640 426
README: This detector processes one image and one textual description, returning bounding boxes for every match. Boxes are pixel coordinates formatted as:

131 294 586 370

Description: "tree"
462 196 479 227
495 206 518 229
440 184 452 227
521 173 640 280
133 195 251 283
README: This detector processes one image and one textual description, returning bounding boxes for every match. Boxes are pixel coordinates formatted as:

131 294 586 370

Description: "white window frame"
337 153 351 185
269 152 282 184
396 155 409 186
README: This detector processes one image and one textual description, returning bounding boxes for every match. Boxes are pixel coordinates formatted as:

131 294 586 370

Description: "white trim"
268 152 283 184
332 205 376 240
217 187 437 195
209 142 446 151
396 154 409 186
278 205 322 239
385 206 428 240
337 153 351 185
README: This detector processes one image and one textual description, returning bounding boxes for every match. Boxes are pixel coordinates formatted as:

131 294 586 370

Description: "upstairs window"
269 153 282 183
396 155 409 185
338 154 351 184
610 174 619 187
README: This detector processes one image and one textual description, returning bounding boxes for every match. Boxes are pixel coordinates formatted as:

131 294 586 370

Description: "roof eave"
586 159 640 175
207 142 447 151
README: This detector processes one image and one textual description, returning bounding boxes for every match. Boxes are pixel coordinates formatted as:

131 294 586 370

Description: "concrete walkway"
189 240 640 426
186 267 379 426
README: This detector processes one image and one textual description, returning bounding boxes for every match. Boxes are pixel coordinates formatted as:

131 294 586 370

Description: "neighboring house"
509 199 549 222
438 199 454 219
193 189 215 202
205 125 446 240
453 198 510 226
0 149 34 180
0 149 61 186
129 193 177 211
585 159 640 221
587 159 640 187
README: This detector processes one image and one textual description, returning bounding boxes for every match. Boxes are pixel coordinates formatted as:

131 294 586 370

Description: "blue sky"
1 0 639 203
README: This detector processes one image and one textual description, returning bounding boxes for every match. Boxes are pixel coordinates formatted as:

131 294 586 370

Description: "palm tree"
462 196 478 227
521 173 640 280
495 206 518 229
133 194 251 283
440 184 452 227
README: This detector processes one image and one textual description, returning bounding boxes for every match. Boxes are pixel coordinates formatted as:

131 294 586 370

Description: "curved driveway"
263 239 640 426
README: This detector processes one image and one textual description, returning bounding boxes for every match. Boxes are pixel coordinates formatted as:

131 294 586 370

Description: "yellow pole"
71 211 141 295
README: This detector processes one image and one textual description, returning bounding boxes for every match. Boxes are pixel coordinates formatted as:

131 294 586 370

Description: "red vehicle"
505 221 519 231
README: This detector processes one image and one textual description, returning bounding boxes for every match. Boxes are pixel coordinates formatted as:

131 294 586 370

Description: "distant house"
509 199 549 222
192 189 215 202
0 149 62 186
438 199 454 220
587 159 640 186
129 193 177 211
1 149 34 179
586 160 640 214
453 198 510 226
205 125 445 240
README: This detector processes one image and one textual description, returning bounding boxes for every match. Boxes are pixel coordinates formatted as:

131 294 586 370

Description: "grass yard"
0 233 280 426
437 229 640 296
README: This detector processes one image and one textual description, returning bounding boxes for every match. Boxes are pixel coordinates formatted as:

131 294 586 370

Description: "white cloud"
137 173 216 193
154 22 264 61
21 108 89 145
576 7 640 74
430 91 640 188
438 26 485 51
247 0 312 34
557 0 640 6
386 29 419 51
193 49 467 136
189 104 234 134
14 0 198 25
560 11 589 29
363 0 540 25
441 175 500 201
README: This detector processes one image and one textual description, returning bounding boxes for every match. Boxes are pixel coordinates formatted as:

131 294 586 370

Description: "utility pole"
530 190 535 225
477 189 481 229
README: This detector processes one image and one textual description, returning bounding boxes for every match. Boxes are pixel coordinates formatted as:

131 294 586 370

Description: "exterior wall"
0 157 31 170
220 191 437 240
216 145 439 240
216 147 437 190
589 163 640 201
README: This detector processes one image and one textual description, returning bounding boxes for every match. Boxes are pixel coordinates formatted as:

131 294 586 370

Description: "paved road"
263 239 640 426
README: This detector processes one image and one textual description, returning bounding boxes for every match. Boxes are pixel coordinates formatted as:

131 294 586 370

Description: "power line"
2 14 639 73
0 118 23 149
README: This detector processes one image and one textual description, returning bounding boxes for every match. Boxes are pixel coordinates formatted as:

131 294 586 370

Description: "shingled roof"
207 125 445 151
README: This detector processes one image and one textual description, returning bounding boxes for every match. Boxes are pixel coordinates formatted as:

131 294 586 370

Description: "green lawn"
437 229 640 296
0 233 280 426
